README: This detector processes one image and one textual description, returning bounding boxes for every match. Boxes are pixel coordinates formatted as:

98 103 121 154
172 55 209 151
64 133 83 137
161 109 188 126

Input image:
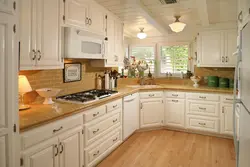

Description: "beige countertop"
19 84 233 132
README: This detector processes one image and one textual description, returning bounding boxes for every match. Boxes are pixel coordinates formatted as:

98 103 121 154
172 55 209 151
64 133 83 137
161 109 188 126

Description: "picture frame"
63 63 82 83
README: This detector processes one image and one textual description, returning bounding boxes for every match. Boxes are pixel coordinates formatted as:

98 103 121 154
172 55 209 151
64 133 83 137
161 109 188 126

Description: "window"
130 46 155 74
160 45 188 74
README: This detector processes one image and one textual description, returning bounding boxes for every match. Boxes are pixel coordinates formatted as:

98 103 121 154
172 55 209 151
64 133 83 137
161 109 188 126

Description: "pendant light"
137 28 147 39
169 16 186 33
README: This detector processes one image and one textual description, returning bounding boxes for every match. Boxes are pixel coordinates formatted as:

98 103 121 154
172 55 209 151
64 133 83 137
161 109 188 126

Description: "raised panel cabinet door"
140 99 164 128
88 2 105 35
64 0 89 29
0 12 18 167
0 0 15 15
165 99 185 128
198 31 224 67
19 0 37 69
35 0 63 68
114 20 124 64
106 14 116 65
22 138 59 167
221 104 234 136
58 127 84 167
225 30 237 66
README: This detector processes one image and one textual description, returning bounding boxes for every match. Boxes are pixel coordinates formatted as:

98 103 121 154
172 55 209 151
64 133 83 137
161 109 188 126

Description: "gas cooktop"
56 89 118 104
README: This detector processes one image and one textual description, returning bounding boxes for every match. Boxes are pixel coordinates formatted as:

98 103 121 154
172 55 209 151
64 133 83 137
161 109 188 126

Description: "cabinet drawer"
221 95 234 103
186 115 219 133
187 101 219 117
85 128 122 167
21 114 83 150
186 93 220 101
140 91 163 99
84 110 121 146
106 99 122 113
165 91 185 99
83 105 106 123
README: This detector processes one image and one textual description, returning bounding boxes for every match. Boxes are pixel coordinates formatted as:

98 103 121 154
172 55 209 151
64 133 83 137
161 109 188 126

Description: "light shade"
137 28 147 39
169 16 186 33
19 75 32 94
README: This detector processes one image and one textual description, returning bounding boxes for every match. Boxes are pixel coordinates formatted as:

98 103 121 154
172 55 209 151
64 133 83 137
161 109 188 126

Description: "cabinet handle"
54 145 59 157
113 119 118 123
59 143 64 154
199 107 206 110
37 50 42 61
225 56 228 63
93 112 99 117
89 18 92 25
113 104 118 108
113 137 118 142
225 98 233 101
140 103 143 109
93 129 99 134
32 49 36 60
53 126 63 133
172 94 178 97
93 150 99 156
222 57 225 63
102 41 105 58
238 11 243 22
198 122 206 126
85 17 89 25
199 96 206 99
222 106 225 114
172 100 178 103
149 94 155 97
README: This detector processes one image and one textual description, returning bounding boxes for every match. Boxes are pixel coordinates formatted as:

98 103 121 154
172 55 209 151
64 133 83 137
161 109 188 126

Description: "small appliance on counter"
36 88 61 104
56 89 118 104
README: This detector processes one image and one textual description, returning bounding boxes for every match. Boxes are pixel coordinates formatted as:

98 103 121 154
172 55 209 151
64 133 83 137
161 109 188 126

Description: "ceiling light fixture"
169 16 186 33
137 28 147 39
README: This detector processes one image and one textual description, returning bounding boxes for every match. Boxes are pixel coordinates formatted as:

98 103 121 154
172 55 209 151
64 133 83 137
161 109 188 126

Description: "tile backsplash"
19 60 110 103
194 66 235 79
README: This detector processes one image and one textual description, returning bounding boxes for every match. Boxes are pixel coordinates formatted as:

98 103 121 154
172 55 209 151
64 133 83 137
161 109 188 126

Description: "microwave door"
81 41 103 59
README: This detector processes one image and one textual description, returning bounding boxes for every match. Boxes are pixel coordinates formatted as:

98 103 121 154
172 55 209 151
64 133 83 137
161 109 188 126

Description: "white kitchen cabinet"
220 104 234 136
237 0 250 28
20 0 63 70
21 126 84 167
140 98 164 128
165 99 185 129
22 138 59 167
63 0 105 36
197 30 237 67
0 0 15 14
0 10 19 167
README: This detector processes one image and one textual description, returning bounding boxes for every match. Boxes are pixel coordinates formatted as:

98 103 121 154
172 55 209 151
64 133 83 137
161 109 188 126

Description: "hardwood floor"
97 130 235 167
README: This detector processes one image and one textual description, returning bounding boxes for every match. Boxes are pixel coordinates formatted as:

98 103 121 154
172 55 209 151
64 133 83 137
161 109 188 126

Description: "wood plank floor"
97 130 235 167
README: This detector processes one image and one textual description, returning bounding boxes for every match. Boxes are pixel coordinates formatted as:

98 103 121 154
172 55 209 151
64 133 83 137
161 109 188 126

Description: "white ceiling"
95 0 237 38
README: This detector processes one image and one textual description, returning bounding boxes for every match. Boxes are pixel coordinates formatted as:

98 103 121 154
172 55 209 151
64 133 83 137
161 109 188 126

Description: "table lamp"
19 75 32 110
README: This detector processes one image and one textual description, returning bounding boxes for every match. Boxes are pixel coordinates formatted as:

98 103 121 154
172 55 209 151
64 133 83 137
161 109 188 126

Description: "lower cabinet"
140 98 164 128
220 103 234 136
21 126 84 167
165 98 185 128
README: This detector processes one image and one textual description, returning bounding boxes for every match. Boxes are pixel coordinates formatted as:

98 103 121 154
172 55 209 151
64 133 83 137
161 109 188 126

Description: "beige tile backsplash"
19 60 110 103
194 66 235 79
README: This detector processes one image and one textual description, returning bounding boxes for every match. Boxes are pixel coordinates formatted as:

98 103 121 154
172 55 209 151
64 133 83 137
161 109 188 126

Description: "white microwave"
65 28 107 59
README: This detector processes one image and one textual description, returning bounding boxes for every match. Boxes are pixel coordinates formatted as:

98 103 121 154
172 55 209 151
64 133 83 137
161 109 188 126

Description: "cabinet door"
220 104 233 136
22 138 59 167
88 2 105 35
114 20 124 65
36 0 63 68
64 0 89 29
140 99 164 128
19 0 37 69
0 13 18 167
58 126 84 167
0 0 14 15
197 31 224 67
106 14 116 66
225 30 237 66
165 99 185 128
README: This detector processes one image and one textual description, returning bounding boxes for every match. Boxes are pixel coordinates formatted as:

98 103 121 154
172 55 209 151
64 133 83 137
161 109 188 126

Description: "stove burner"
56 89 118 103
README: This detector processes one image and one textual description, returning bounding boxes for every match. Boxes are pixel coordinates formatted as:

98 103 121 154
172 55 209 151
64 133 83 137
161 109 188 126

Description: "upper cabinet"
20 0 64 70
0 0 15 15
197 30 237 67
63 0 106 36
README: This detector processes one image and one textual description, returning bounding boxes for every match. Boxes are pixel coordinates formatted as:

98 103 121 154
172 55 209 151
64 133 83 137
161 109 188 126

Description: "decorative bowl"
36 88 61 104
190 76 201 88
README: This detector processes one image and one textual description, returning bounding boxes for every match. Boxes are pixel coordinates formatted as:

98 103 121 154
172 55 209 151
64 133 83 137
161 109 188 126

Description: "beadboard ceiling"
95 0 237 38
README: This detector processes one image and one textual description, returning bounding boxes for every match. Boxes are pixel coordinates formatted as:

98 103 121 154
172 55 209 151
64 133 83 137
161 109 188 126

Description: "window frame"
156 42 190 78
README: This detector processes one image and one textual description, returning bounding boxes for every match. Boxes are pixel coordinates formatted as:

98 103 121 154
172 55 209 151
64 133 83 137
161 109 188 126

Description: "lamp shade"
137 28 147 39
19 75 32 94
169 16 186 33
